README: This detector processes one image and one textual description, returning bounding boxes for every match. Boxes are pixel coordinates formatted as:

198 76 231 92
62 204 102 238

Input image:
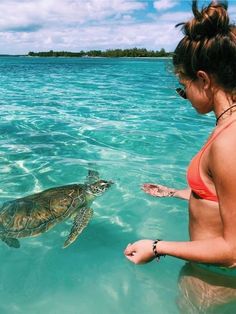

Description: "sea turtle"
0 171 113 249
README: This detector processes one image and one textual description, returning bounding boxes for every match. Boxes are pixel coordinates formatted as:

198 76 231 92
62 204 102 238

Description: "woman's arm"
124 237 235 266
142 183 191 200
125 133 236 267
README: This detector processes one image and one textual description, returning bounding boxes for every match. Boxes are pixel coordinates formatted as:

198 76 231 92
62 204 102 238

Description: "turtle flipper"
1 237 20 248
63 207 93 248
86 170 100 184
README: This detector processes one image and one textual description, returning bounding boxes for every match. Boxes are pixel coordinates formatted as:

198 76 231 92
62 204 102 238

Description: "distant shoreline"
0 54 26 57
27 48 173 58
0 48 173 58
0 55 173 60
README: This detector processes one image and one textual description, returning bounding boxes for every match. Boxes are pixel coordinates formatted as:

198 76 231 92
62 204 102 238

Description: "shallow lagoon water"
0 57 234 314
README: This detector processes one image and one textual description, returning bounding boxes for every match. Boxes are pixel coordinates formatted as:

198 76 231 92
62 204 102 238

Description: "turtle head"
86 180 113 197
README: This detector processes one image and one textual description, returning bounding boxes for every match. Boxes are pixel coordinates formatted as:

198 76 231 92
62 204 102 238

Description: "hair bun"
183 0 230 40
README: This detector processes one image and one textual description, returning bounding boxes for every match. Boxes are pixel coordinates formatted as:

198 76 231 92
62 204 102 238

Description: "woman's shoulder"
210 119 236 156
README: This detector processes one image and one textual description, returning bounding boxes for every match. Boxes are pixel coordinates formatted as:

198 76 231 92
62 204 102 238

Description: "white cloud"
153 0 178 11
0 0 217 54
0 20 182 54
0 0 146 31
159 11 192 23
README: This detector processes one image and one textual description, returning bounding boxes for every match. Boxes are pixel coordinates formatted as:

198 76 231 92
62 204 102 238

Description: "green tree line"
28 48 172 58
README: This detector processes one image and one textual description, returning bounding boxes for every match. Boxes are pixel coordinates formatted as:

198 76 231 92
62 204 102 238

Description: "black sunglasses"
176 87 187 99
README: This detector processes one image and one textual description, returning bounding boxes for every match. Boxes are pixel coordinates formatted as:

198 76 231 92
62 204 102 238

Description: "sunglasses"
176 87 187 99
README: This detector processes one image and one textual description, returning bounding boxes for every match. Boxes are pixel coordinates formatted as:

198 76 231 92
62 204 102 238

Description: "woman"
124 0 236 270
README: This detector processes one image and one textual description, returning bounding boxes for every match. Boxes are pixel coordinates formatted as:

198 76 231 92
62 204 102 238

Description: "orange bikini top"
187 120 236 202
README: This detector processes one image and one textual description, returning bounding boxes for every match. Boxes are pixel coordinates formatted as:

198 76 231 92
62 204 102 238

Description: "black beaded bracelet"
152 239 166 262
168 191 175 197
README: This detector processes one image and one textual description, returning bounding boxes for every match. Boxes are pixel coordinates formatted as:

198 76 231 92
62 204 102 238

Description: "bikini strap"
201 119 236 152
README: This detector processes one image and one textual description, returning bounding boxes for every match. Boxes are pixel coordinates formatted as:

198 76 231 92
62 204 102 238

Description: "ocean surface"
0 56 234 314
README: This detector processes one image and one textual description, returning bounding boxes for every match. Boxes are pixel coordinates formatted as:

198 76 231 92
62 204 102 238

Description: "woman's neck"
213 89 236 125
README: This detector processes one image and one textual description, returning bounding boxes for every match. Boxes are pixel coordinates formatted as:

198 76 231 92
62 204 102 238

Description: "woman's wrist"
168 190 177 197
172 188 191 200
152 239 166 261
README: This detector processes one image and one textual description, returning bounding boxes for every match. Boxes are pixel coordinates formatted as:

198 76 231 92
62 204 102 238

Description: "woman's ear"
196 70 211 90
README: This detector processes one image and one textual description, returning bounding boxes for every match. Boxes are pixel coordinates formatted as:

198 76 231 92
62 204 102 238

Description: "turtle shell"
0 184 86 238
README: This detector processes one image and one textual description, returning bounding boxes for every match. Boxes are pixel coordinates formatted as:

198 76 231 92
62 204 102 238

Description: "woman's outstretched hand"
124 240 155 264
142 183 176 197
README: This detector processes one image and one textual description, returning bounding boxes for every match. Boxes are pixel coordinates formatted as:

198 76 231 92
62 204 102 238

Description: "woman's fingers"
142 183 158 189
124 240 155 264
142 183 175 197
124 243 136 255
142 183 164 196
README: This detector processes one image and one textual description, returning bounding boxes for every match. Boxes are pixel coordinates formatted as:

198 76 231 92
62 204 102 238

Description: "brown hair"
173 0 236 93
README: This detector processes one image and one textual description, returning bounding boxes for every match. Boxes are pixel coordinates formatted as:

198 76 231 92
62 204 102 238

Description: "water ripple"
0 57 215 314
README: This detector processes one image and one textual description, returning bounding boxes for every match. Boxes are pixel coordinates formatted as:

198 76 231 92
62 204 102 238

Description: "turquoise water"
0 57 234 314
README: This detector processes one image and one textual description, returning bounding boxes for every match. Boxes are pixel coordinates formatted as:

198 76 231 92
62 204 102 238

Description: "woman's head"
173 1 236 95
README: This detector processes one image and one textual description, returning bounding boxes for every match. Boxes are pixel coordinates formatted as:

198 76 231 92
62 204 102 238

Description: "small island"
28 48 172 58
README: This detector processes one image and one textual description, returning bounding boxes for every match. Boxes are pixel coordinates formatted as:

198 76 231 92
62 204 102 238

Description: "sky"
0 0 236 55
